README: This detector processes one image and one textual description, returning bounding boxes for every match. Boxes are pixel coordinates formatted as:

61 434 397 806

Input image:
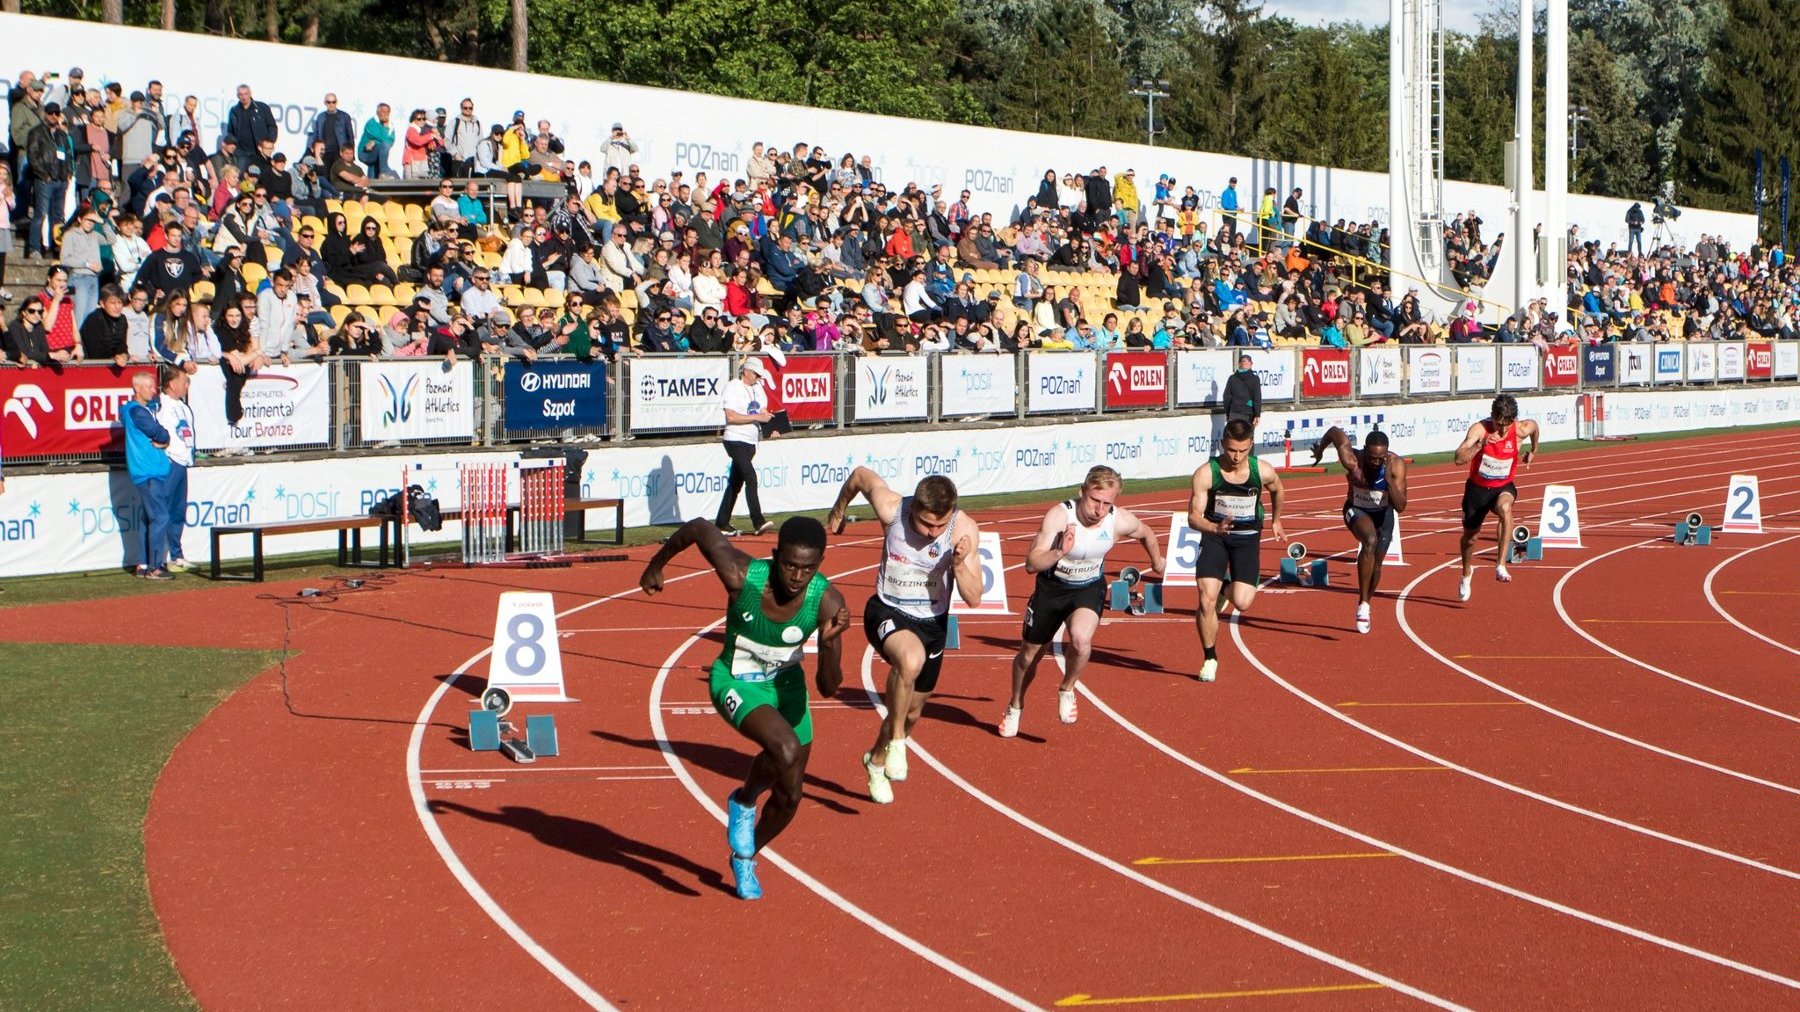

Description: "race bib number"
1351 487 1386 510
878 563 938 606
1055 557 1104 583
1477 453 1512 480
729 634 800 681
1214 493 1257 521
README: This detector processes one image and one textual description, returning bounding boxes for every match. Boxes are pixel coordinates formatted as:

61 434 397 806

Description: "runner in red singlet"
1451 394 1540 602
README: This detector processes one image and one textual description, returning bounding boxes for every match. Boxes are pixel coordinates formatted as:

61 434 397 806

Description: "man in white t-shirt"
153 366 199 572
714 357 778 536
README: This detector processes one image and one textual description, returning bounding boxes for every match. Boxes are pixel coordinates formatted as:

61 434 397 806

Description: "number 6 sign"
1722 474 1762 534
488 591 571 701
951 530 1012 614
1163 513 1204 586
1536 484 1583 548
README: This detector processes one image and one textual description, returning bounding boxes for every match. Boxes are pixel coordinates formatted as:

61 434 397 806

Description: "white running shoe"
1198 658 1218 683
1458 573 1473 602
1355 602 1371 635
1058 689 1078 724
1495 564 1512 583
999 706 1021 738
884 738 908 782
863 752 894 804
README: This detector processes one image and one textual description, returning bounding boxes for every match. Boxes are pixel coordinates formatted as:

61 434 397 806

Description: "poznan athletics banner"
360 360 475 441
854 355 928 421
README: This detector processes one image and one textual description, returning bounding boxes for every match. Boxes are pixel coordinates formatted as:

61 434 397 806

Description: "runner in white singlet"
1000 466 1163 738
828 470 983 804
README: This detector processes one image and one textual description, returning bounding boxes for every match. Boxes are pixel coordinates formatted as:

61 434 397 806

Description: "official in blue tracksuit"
122 370 175 580
154 367 197 572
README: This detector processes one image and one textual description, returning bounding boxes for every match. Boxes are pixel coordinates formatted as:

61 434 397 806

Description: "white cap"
741 357 772 383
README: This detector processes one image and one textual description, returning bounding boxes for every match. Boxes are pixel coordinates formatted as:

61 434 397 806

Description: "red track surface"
9 428 1799 1009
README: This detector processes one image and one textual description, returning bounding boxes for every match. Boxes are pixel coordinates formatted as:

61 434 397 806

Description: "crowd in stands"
5 63 1799 405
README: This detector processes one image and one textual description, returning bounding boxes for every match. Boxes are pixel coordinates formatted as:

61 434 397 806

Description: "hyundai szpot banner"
360 360 475 441
1103 351 1168 409
1299 348 1351 399
189 363 330 449
1358 346 1402 397
769 354 836 424
630 356 731 433
503 359 607 431
1 364 152 460
1453 346 1497 393
854 355 928 421
1500 346 1539 390
940 355 1017 417
1027 352 1098 413
1407 347 1452 395
1581 345 1615 385
1542 346 1580 388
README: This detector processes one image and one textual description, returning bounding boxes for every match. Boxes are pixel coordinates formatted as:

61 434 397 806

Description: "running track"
9 428 1793 1008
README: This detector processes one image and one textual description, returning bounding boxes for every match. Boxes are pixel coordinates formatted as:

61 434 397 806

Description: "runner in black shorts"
1312 425 1409 634
862 598 950 694
1000 466 1163 737
1188 418 1286 683
1452 394 1540 602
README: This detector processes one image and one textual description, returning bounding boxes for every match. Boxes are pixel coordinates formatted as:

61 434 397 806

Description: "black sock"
1204 644 1217 661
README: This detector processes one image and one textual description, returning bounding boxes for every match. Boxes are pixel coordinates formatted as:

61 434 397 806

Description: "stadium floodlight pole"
1512 0 1535 316
1130 80 1170 148
1545 0 1569 312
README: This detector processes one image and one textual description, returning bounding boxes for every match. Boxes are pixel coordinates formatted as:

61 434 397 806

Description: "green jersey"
711 559 828 683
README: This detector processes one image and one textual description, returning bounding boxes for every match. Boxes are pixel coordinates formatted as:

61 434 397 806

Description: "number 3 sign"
488 591 571 701
1536 484 1583 548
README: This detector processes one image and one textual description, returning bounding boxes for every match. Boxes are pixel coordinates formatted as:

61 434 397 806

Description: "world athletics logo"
379 373 418 427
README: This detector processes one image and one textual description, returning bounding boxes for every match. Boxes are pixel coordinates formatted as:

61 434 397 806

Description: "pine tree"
1677 0 1800 224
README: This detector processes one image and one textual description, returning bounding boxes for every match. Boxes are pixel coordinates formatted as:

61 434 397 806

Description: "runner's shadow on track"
920 700 1048 743
1232 616 1338 641
591 731 864 814
1406 596 1468 611
427 800 730 897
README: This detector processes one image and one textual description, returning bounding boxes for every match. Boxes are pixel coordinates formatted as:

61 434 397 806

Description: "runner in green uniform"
640 516 851 900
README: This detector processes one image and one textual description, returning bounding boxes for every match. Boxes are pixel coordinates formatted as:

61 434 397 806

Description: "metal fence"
3 340 1795 466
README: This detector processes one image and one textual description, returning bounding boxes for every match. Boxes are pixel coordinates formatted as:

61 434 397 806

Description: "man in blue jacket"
122 371 175 580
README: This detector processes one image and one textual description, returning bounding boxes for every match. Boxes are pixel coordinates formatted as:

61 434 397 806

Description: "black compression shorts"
863 595 951 693
1021 577 1106 645
1460 481 1518 530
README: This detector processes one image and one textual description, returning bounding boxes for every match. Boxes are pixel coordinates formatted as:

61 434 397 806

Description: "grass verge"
0 642 283 1012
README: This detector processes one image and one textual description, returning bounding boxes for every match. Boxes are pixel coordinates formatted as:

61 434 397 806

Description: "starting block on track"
1277 543 1329 587
1674 512 1712 546
526 714 559 757
946 615 962 650
1507 524 1543 564
1108 567 1165 615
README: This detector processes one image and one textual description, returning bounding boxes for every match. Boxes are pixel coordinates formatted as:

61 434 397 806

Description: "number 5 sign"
1536 485 1583 548
1722 474 1762 533
951 530 1012 614
1163 513 1204 586
488 591 571 701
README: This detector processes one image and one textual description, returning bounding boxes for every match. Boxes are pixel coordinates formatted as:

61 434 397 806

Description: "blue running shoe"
726 790 757 858
731 854 762 900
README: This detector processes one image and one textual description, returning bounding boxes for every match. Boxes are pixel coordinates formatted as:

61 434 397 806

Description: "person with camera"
1626 202 1646 257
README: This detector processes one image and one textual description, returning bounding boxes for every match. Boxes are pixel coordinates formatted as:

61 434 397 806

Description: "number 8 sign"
1536 484 1583 548
1722 474 1762 533
488 591 571 701
951 530 1012 614
1163 513 1204 586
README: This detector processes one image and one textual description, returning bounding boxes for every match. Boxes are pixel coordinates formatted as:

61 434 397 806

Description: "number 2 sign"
1722 474 1763 534
1536 485 1583 548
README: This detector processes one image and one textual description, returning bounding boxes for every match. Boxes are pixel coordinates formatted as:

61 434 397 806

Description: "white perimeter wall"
1 12 1755 257
3 384 1796 577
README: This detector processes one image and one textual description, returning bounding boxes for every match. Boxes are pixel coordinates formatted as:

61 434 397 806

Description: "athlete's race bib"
1054 556 1104 584
878 564 938 606
729 634 801 681
1477 452 1512 480
1214 493 1258 521
1351 487 1386 510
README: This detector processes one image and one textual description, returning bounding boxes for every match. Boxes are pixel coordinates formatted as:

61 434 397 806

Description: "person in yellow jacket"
1113 169 1139 228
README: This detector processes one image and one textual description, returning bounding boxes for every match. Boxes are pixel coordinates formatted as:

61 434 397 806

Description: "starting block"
1507 524 1543 564
468 709 503 751
525 714 559 757
1674 511 1712 546
946 615 962 650
1108 567 1165 615
1277 543 1329 587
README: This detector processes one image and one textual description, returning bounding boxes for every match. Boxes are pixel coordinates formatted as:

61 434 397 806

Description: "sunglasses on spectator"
22 307 42 316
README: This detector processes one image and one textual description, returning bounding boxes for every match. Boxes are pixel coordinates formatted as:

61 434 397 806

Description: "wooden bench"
210 515 392 582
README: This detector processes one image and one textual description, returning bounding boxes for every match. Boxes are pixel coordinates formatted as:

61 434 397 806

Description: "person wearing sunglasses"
5 297 58 366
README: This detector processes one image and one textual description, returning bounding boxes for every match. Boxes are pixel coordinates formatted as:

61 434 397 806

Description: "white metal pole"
1544 0 1569 316
1512 0 1536 317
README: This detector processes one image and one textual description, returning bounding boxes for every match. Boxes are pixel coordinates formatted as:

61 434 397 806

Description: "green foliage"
1443 30 1516 187
1675 0 1799 228
1568 29 1651 200
990 0 1138 140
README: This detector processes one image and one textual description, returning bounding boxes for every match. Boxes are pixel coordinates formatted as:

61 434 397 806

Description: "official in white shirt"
153 365 199 571
715 357 778 536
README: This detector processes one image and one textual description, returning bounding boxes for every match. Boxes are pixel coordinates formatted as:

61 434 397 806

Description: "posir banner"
1174 349 1235 406
359 360 474 441
939 355 1017 417
1454 346 1497 393
1772 342 1796 379
188 363 330 449
1027 352 1098 414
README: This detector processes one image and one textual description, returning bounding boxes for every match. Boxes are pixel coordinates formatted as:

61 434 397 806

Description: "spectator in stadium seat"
60 206 104 327
4 297 56 366
322 214 398 286
79 283 130 365
459 267 508 336
358 103 395 179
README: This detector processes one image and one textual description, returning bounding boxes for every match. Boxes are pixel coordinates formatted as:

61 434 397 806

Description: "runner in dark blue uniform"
1312 426 1408 634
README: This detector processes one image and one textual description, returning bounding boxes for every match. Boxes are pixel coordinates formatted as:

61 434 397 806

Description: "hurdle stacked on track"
518 458 567 557
460 461 511 565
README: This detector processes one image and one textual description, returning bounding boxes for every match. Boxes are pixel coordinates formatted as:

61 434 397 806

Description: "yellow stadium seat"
403 202 427 223
478 251 502 270
499 285 525 306
343 284 372 304
322 281 347 302
323 199 342 216
241 262 268 289
523 288 551 308
191 281 215 304
618 289 638 308
328 304 352 325
392 283 418 304
340 199 363 222
262 243 284 269
367 284 396 305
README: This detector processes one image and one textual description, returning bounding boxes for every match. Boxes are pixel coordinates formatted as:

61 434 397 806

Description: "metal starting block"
945 615 962 649
1277 543 1328 587
1674 511 1712 546
1109 567 1165 615
1507 524 1543 564
499 737 536 764
525 714 559 757
468 686 516 752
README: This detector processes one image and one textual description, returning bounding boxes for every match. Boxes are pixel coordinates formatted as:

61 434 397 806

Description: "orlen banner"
1454 346 1497 393
1542 346 1581 388
1299 348 1351 399
1747 342 1774 379
1407 347 1452 395
769 354 835 423
630 356 731 433
940 355 1016 417
1027 352 1098 413
188 363 330 449
1500 346 1539 390
1358 346 1402 397
1 364 152 460
1103 351 1168 409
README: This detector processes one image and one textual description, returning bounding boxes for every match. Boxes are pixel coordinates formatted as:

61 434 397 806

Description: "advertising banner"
1244 348 1297 402
1617 344 1652 386
1407 347 1453 395
1300 348 1352 399
1454 346 1497 393
629 356 731 433
1655 345 1685 384
1103 351 1169 409
1581 346 1615 385
854 355 929 421
769 354 836 423
1747 342 1774 380
1542 346 1581 388
1174 349 1235 406
502 359 607 432
1027 352 1098 414
1774 342 1798 379
1686 343 1717 383
1357 346 1403 397
1716 342 1745 382
359 360 474 441
188 363 330 449
1500 346 1539 390
940 355 1017 417
0 364 151 460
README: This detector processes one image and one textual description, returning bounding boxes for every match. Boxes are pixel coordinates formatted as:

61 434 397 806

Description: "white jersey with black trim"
1048 499 1117 586
875 496 960 620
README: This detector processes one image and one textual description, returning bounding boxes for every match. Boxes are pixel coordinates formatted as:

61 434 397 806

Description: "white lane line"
861 647 1469 1009
420 766 670 774
647 584 1044 1012
1552 537 1800 723
1073 663 1800 991
1703 535 1800 658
